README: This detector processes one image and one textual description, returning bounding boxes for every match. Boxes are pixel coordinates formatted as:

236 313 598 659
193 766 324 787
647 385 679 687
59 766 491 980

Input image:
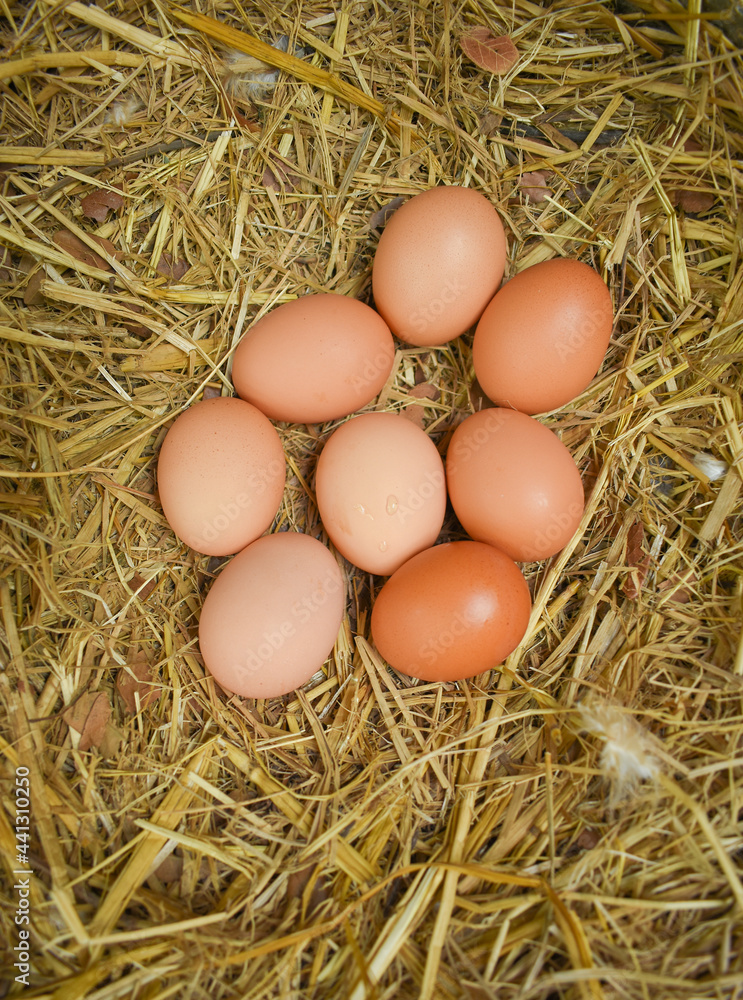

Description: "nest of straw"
1 1 742 998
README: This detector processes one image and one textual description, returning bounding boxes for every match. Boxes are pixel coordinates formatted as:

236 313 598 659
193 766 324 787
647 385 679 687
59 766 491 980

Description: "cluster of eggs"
156 186 614 699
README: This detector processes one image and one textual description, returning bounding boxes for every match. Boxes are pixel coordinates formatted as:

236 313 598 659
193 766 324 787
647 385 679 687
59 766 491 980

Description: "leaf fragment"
80 187 125 222
669 187 715 213
23 270 46 306
155 252 190 282
263 155 299 192
53 230 118 270
370 196 405 230
460 27 519 75
622 519 651 599
116 648 161 714
0 246 12 282
63 691 112 751
520 170 552 203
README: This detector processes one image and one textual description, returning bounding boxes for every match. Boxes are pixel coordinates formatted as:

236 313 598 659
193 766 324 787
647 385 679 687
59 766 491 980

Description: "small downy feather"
692 451 728 481
103 96 143 127
221 35 304 102
578 699 662 805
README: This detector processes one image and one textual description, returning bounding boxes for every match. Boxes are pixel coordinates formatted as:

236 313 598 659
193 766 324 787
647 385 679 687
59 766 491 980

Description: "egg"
371 185 507 346
315 411 446 575
446 408 584 562
198 531 345 699
156 396 285 557
371 541 531 682
232 293 395 423
472 257 613 414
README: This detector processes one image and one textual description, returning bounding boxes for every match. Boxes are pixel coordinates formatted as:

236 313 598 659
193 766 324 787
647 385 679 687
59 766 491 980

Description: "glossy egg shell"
473 257 614 414
198 532 345 699
371 541 531 682
156 396 285 557
232 293 395 423
371 185 507 347
446 408 584 562
315 411 446 575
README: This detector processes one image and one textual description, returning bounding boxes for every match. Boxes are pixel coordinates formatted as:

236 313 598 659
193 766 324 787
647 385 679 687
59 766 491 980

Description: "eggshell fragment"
446 408 584 562
199 532 345 699
371 185 507 346
473 257 613 414
371 541 531 682
232 293 395 423
315 411 446 575
157 396 285 557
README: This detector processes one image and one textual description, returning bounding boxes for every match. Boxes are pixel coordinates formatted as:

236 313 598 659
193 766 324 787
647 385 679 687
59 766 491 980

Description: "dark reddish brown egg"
370 541 531 682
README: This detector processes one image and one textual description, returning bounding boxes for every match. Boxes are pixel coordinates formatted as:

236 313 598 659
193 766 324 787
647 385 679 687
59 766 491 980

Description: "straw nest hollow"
1 1 742 998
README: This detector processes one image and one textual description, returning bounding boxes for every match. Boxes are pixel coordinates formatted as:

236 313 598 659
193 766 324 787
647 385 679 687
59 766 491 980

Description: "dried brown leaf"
53 231 117 271
370 196 405 230
121 303 151 340
623 520 651 599
658 570 698 604
479 112 503 137
401 405 426 428
154 854 183 883
0 246 12 283
409 382 440 402
670 188 715 213
63 691 112 751
23 270 46 306
127 571 158 601
155 252 190 282
116 648 161 713
460 28 519 75
575 828 600 850
263 156 299 192
286 863 329 917
80 188 124 223
99 722 124 759
520 170 552 203
468 375 497 412
626 519 645 567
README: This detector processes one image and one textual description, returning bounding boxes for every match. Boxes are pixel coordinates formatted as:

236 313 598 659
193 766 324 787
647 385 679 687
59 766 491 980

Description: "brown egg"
473 258 614 414
157 396 285 557
232 293 395 423
199 532 344 699
315 411 446 575
370 541 531 682
371 185 507 346
446 408 584 562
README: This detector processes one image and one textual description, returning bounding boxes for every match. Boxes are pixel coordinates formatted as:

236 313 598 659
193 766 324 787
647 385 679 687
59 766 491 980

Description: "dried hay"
0 1 742 998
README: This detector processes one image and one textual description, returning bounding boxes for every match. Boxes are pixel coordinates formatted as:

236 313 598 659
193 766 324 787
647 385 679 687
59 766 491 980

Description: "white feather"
692 451 728 481
103 96 143 127
578 700 662 805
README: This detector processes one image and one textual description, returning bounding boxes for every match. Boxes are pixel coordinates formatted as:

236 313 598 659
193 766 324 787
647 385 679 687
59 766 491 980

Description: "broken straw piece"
578 700 662 804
